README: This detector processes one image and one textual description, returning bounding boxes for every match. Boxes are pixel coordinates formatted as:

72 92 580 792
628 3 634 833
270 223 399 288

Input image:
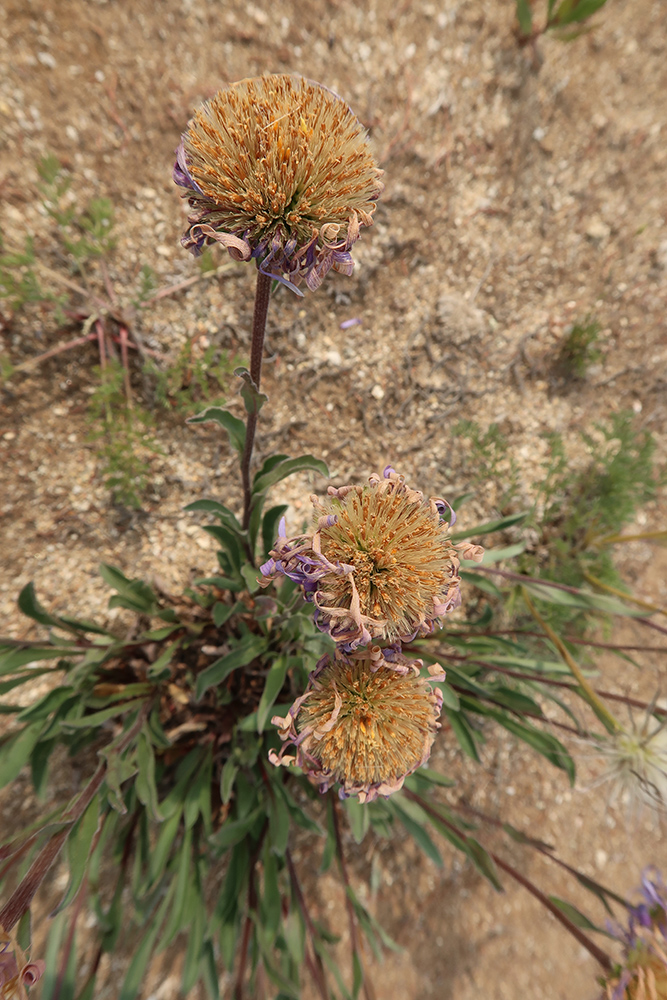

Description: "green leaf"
261 847 282 942
553 0 607 25
548 895 602 931
516 0 533 35
391 798 442 867
100 746 138 815
17 582 70 630
460 570 503 599
268 785 290 856
262 504 289 558
0 646 79 674
119 884 175 1000
196 633 269 699
435 680 460 710
135 727 164 821
61 698 148 729
257 656 289 732
235 366 268 415
240 562 261 594
443 708 480 762
219 758 239 806
466 837 503 892
212 807 264 850
406 767 456 789
212 601 235 627
99 564 157 613
160 826 193 946
52 793 102 914
0 722 44 787
17 686 75 722
187 405 246 456
464 542 526 566
344 796 370 844
149 808 183 885
146 639 181 681
253 455 329 496
522 580 645 618
450 511 528 542
183 498 242 532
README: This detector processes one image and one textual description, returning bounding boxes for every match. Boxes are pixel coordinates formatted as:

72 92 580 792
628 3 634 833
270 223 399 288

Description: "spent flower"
592 708 667 814
174 74 383 293
261 467 483 648
602 869 667 999
270 647 446 802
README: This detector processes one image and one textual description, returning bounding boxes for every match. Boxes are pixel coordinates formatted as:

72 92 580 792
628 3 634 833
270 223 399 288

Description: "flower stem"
521 587 622 734
241 270 272 535
582 568 667 618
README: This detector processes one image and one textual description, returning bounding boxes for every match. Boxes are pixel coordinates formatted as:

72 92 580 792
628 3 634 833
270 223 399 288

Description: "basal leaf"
196 633 269 699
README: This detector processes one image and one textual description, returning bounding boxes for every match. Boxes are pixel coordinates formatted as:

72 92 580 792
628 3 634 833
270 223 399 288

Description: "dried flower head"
269 648 446 802
174 74 383 293
261 467 483 648
602 869 667 999
0 932 44 1000
592 709 667 814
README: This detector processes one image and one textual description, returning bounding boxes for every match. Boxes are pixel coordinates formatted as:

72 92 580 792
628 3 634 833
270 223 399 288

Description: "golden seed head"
271 650 445 802
174 75 383 292
313 470 462 645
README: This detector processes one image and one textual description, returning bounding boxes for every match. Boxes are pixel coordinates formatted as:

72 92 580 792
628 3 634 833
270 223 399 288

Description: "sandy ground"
1 0 667 997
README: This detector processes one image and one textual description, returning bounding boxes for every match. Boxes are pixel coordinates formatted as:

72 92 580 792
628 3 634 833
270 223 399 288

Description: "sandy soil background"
1 0 666 997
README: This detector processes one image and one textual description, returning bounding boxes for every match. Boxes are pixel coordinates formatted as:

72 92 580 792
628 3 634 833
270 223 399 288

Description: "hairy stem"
241 270 272 536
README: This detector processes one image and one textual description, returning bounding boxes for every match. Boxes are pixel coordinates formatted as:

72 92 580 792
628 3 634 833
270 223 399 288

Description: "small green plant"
147 339 238 417
552 317 602 382
452 419 520 510
515 0 610 63
87 360 162 508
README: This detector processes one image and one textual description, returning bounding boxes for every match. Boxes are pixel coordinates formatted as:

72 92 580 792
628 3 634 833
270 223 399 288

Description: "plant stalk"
241 269 272 535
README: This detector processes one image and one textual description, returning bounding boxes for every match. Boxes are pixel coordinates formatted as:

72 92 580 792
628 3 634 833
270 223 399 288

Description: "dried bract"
174 74 383 293
270 648 446 802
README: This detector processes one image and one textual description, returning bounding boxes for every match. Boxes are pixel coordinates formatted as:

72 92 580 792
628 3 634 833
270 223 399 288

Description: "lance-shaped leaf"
187 405 246 456
235 366 268 415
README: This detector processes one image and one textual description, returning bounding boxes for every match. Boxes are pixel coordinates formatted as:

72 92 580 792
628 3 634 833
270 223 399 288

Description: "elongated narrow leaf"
118 884 175 1000
99 564 157 613
0 722 43 787
235 366 268 416
196 634 268 699
256 656 289 732
183 498 242 532
52 793 102 914
135 727 164 821
460 570 502 599
253 455 329 496
61 698 148 730
0 646 78 674
262 504 289 559
187 406 246 456
516 0 533 34
443 708 480 762
391 797 442 867
450 511 528 542
344 795 370 844
464 542 526 566
553 0 607 25
548 895 604 932
466 838 503 892
159 826 193 946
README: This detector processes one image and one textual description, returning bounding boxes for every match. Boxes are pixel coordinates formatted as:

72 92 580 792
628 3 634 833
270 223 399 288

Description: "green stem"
241 270 272 538
521 587 621 733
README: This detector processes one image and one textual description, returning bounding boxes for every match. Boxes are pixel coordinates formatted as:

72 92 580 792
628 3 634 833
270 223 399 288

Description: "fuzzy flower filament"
174 74 383 293
270 648 446 803
261 467 483 648
602 869 667 999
